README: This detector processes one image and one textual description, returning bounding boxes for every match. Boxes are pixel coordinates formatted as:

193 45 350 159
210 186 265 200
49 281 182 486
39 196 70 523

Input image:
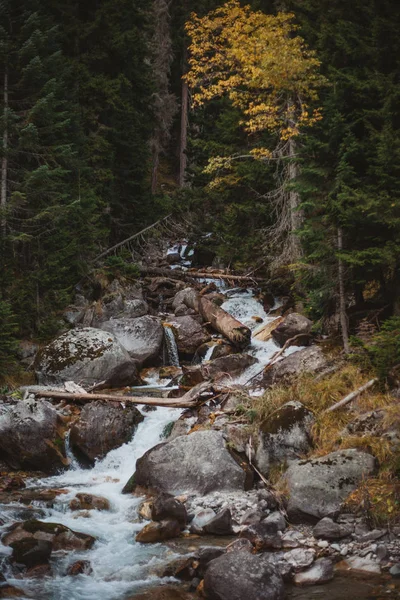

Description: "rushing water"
0 407 182 600
163 326 180 368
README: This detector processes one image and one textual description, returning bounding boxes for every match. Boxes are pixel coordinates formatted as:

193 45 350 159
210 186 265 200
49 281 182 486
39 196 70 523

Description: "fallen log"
140 266 264 283
253 316 284 342
323 378 377 414
181 288 251 349
27 381 214 409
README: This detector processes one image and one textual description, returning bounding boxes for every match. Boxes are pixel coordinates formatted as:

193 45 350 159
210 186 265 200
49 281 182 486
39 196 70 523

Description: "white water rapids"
0 278 303 600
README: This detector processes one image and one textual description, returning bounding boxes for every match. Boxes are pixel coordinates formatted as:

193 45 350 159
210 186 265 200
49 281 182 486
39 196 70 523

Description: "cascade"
163 325 180 367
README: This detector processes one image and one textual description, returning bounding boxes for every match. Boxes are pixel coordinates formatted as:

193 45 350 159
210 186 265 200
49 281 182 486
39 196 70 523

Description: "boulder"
190 509 217 534
285 449 377 523
204 550 284 600
165 316 211 356
313 517 352 540
100 316 164 366
66 560 93 576
271 313 312 347
10 538 52 568
284 548 316 571
36 327 138 386
203 354 258 381
294 558 334 586
0 398 67 474
151 494 187 527
69 493 110 512
263 512 287 532
132 430 247 496
70 401 144 466
203 508 233 535
3 520 95 552
135 519 181 543
260 346 328 387
241 521 282 550
255 401 314 477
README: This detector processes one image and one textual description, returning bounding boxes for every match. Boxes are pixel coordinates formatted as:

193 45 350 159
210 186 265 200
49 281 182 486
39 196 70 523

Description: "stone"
36 327 138 386
10 539 52 568
132 430 248 496
0 398 67 474
285 449 376 523
271 313 312 347
263 512 286 532
123 299 149 319
240 510 263 526
313 517 349 540
281 530 305 548
190 509 216 534
203 508 233 535
70 400 143 466
151 494 187 527
3 520 95 552
203 550 284 600
241 521 282 550
260 346 328 386
0 584 24 597
226 538 253 553
100 316 164 366
17 341 39 367
284 548 316 571
223 424 249 454
343 555 381 574
69 493 110 512
202 354 258 381
257 488 278 510
66 560 93 576
255 401 314 477
135 519 181 543
165 316 211 356
390 563 400 578
128 585 193 600
294 558 334 586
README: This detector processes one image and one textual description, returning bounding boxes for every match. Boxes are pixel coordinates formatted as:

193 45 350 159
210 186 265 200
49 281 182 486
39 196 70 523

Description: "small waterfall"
163 325 180 367
64 430 79 470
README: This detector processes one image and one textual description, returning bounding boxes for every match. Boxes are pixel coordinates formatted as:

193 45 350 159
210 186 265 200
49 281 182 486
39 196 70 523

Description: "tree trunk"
139 265 264 283
181 288 251 348
179 79 188 187
288 135 302 262
337 227 350 353
1 67 8 236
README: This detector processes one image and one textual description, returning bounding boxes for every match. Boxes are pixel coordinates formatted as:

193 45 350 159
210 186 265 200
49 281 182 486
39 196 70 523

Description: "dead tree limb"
140 266 264 283
323 379 377 414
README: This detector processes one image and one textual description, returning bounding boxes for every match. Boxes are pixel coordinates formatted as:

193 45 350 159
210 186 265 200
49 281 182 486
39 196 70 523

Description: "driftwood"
181 288 251 349
140 266 263 283
323 379 377 414
27 381 214 409
253 316 284 342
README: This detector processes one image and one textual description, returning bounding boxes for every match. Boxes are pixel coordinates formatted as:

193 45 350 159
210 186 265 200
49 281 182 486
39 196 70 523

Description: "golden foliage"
344 475 400 526
185 0 326 177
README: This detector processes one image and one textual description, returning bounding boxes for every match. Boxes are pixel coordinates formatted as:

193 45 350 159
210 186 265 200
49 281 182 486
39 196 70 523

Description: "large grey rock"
165 315 211 355
272 313 312 347
132 430 247 495
70 401 144 466
294 558 334 585
313 517 352 540
204 550 284 600
260 346 327 387
100 316 163 366
285 449 376 523
0 398 67 474
203 354 258 381
255 401 314 477
36 327 137 386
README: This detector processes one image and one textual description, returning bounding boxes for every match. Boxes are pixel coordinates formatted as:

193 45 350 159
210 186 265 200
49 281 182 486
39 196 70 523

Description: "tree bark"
288 135 302 262
140 265 263 283
337 227 350 353
1 67 8 236
179 17 189 188
181 288 251 348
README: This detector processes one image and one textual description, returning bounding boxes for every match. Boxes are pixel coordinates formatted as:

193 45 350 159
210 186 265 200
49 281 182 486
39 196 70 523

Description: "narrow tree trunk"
151 147 160 194
1 67 8 236
288 135 302 262
337 227 350 353
179 79 188 187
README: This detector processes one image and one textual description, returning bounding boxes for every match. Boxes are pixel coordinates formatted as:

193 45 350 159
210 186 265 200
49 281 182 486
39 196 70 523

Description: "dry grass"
0 371 36 389
344 474 400 526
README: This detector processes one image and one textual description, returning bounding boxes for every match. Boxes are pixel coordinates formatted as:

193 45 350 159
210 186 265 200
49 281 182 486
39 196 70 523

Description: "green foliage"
368 317 400 380
104 256 140 278
161 421 175 439
0 300 18 379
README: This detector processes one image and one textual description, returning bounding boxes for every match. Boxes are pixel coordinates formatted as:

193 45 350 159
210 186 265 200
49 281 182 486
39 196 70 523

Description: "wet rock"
284 548 316 571
129 585 193 600
0 584 24 597
240 510 263 526
241 521 282 550
203 508 233 535
313 517 352 540
263 512 286 532
202 354 258 381
69 493 110 512
204 550 284 600
10 538 52 568
342 555 381 574
135 519 181 543
0 398 67 473
70 400 144 466
294 558 334 586
285 449 376 523
190 509 216 534
101 316 164 366
180 365 205 388
66 560 93 576
271 313 312 347
24 563 52 578
132 430 247 496
36 327 137 386
260 346 328 386
165 316 211 356
151 494 187 527
3 520 95 552
255 401 314 477
0 476 25 492
226 538 253 553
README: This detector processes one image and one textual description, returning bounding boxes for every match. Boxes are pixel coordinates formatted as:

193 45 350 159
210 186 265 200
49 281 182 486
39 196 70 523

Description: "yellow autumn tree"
185 0 325 264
